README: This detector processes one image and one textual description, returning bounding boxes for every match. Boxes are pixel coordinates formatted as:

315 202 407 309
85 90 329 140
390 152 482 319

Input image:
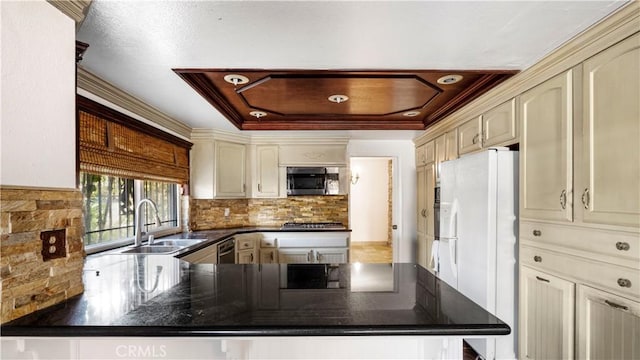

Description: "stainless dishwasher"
217 237 235 264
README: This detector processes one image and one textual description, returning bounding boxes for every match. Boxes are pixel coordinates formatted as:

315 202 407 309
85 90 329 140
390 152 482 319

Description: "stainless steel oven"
217 237 235 264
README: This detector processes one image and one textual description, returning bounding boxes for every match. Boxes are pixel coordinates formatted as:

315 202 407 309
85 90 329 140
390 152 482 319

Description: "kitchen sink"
119 245 183 255
151 239 203 247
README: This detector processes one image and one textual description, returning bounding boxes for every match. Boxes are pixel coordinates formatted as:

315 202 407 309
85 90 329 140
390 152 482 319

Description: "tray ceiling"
174 69 516 130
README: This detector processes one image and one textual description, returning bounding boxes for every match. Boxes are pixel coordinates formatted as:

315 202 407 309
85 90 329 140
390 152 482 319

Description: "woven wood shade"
78 98 191 184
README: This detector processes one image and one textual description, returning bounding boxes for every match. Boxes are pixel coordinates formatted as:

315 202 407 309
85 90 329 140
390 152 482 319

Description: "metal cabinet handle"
270 251 274 261
421 209 428 218
533 256 542 262
616 242 630 251
472 134 480 145
605 300 629 311
258 183 262 192
533 230 542 237
316 251 321 262
535 276 550 283
617 278 632 288
581 188 590 210
560 190 567 209
307 251 312 262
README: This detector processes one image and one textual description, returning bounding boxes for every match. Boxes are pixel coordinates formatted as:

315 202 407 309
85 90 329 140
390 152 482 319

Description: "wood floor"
350 241 392 263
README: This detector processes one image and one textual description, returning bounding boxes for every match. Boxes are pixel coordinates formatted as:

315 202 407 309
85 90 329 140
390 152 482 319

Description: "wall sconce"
350 172 360 185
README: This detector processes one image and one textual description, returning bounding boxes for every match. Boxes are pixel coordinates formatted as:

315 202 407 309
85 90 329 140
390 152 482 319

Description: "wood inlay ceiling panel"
174 69 517 130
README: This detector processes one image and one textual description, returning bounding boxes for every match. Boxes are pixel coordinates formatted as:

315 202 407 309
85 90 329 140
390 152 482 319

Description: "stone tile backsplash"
190 195 349 230
0 187 84 323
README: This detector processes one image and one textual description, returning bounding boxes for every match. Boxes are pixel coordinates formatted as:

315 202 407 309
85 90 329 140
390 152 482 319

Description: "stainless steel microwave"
286 167 339 196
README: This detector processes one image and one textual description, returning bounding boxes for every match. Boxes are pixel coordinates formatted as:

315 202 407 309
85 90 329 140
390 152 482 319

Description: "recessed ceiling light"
437 74 463 85
224 74 249 86
249 111 267 119
328 94 349 104
403 111 421 117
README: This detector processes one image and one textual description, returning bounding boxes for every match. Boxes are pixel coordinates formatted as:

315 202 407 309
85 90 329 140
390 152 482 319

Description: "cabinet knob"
615 242 630 251
532 230 542 237
533 255 542 262
617 278 632 288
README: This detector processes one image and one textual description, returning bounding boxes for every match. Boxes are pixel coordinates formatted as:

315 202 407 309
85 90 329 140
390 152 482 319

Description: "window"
81 172 180 253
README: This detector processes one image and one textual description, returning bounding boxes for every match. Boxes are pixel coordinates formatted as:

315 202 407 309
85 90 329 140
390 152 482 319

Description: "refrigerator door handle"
449 237 458 279
430 239 440 271
448 200 458 238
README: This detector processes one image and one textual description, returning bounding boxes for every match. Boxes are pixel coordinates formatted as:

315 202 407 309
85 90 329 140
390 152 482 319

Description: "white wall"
1 1 76 188
350 158 390 243
347 140 417 263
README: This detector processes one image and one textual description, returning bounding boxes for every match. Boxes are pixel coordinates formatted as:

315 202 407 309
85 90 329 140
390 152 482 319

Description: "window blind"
78 96 191 184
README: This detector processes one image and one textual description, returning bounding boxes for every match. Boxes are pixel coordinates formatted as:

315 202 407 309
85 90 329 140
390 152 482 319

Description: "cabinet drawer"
237 238 255 250
522 245 640 300
260 236 278 248
520 221 640 266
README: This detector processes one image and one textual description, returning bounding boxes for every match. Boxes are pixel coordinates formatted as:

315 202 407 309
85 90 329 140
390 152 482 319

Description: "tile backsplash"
0 186 84 323
190 195 349 230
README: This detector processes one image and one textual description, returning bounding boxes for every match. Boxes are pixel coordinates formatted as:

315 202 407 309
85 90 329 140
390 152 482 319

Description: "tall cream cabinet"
519 32 640 360
416 161 435 270
579 33 640 228
519 70 574 223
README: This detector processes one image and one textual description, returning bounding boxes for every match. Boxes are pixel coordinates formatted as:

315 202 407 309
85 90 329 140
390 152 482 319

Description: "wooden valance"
78 96 192 184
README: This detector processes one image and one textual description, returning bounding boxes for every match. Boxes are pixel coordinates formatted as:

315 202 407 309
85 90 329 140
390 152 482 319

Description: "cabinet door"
278 249 312 264
444 129 458 162
215 141 246 198
580 33 640 228
259 248 278 264
458 116 482 155
237 249 256 264
256 145 280 198
180 245 217 264
434 134 446 180
315 248 348 264
519 70 573 222
577 284 640 360
483 98 517 147
519 266 575 360
416 163 436 236
417 233 435 270
190 141 215 199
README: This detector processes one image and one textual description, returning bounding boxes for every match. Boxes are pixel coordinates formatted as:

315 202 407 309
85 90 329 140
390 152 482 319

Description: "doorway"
348 157 393 263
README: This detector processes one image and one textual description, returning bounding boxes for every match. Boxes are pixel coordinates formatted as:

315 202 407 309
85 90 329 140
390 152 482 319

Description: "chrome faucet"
134 198 162 247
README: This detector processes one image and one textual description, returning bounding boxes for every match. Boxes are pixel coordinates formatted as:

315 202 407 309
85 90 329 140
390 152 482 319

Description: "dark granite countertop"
2 249 509 337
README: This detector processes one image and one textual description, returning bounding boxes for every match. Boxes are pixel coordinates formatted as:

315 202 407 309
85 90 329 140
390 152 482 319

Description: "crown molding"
77 66 192 139
191 128 350 145
414 1 639 146
47 0 91 27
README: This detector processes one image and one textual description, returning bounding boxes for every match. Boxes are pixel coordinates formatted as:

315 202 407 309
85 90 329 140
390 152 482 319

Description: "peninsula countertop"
2 248 509 337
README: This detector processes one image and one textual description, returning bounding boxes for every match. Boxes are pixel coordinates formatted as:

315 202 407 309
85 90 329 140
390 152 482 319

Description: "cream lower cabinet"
577 284 640 360
278 248 348 264
579 33 640 228
259 248 278 264
519 266 575 360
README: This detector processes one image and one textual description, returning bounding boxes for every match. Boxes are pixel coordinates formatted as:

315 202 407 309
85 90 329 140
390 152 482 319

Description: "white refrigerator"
435 147 518 360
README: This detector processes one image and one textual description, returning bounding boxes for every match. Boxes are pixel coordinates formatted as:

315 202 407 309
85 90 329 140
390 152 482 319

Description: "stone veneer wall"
0 187 84 323
190 195 349 230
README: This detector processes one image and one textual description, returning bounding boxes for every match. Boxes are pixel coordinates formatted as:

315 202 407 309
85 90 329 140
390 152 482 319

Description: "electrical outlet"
40 229 66 261
224 208 230 217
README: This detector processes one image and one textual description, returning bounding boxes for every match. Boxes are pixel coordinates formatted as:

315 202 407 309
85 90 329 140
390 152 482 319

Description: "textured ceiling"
76 1 627 139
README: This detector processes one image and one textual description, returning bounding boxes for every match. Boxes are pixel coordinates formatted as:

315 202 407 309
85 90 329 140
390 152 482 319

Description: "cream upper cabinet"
278 144 347 166
434 134 446 180
483 98 517 148
579 33 640 228
255 145 280 198
416 141 435 167
215 140 246 198
444 128 458 162
519 70 573 222
458 99 517 155
190 141 215 199
519 266 575 360
577 284 640 360
458 116 483 155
